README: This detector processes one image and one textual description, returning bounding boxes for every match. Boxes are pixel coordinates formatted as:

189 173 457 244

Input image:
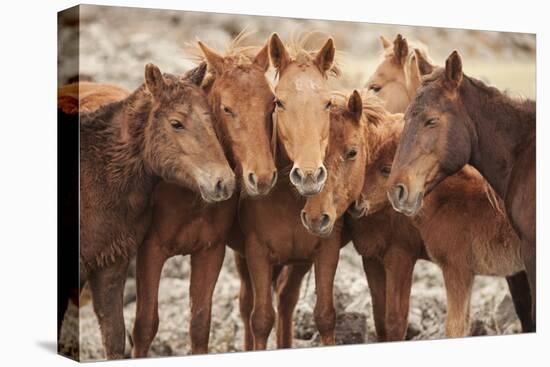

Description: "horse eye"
345 148 358 160
325 100 333 110
223 105 233 116
425 118 438 127
369 85 382 93
170 119 184 130
275 98 284 109
380 166 392 177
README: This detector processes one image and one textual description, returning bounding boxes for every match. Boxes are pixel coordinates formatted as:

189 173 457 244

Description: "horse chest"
239 188 322 263
349 213 393 260
172 199 237 255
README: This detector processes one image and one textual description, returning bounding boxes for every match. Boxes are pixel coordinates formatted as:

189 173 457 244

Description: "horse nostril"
213 177 228 198
291 167 303 184
300 210 309 227
315 166 327 184
395 183 407 203
270 170 278 187
248 172 257 188
319 213 331 230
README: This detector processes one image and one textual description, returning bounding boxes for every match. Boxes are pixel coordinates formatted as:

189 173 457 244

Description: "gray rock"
335 312 367 345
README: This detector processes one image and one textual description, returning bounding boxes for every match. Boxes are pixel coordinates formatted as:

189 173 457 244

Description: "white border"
0 0 546 366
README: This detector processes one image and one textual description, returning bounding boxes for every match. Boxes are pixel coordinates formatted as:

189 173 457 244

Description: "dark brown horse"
131 37 277 356
387 50 536 328
77 63 234 359
234 33 341 350
351 124 532 337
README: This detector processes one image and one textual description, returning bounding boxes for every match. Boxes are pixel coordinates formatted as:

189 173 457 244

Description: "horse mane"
330 90 403 164
285 31 341 78
186 29 264 92
80 85 150 193
463 74 536 116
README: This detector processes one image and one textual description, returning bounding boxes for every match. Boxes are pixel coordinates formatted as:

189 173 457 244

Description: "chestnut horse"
387 50 536 328
234 33 340 350
343 108 422 343
351 123 533 337
77 63 235 359
131 37 277 356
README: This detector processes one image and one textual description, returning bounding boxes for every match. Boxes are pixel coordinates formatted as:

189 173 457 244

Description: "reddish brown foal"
131 38 277 356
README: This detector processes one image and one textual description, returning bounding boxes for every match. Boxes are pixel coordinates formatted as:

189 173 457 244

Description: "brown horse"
387 50 536 328
343 106 424 342
77 63 234 359
351 123 533 337
234 33 340 350
131 37 277 356
366 34 431 114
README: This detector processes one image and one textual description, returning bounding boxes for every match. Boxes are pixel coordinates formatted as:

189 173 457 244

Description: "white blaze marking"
295 79 320 92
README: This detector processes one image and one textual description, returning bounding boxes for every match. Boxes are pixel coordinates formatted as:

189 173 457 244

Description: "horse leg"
234 253 254 351
313 238 340 345
276 263 312 348
442 266 474 338
131 232 167 358
521 240 536 330
88 259 129 359
189 243 225 354
362 257 387 341
506 271 534 332
245 236 275 350
384 247 415 341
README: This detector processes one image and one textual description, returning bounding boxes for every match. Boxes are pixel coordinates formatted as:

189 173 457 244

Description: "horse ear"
347 90 363 123
198 41 225 75
253 42 270 73
183 62 207 86
380 35 391 50
269 33 290 73
445 50 463 87
315 38 336 74
144 63 165 99
393 34 408 66
414 48 434 76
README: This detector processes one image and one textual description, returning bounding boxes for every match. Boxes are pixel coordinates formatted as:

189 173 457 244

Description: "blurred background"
58 5 536 361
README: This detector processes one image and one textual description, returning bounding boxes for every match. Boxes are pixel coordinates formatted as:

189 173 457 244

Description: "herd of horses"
58 32 536 359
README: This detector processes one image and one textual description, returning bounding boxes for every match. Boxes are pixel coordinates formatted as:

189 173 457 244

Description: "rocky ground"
60 245 522 361
58 4 533 361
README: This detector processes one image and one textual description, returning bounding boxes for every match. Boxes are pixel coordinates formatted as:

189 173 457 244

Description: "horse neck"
207 92 238 174
83 87 157 198
461 76 535 198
